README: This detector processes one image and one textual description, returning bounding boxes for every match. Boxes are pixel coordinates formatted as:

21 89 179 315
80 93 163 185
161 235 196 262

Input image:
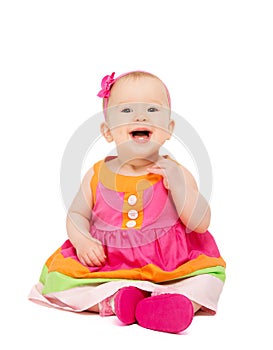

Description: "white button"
128 195 137 205
128 209 138 219
126 220 137 228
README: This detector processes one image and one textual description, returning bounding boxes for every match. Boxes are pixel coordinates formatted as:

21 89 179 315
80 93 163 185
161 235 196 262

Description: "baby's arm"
66 167 106 266
147 158 211 233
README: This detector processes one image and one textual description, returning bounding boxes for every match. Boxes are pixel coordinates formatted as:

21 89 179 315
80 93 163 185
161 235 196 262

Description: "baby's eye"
121 107 133 113
147 107 159 112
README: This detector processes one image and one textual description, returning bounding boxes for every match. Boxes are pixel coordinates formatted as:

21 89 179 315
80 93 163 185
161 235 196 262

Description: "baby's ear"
167 119 175 139
100 122 113 143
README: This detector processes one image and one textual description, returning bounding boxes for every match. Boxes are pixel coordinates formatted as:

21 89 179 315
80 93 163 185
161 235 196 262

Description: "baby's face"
101 76 174 161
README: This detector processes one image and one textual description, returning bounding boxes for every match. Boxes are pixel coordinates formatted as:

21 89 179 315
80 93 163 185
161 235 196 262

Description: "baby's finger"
154 158 169 167
147 167 165 176
98 245 107 260
92 241 106 259
93 247 106 264
92 239 107 258
78 254 92 267
88 251 103 266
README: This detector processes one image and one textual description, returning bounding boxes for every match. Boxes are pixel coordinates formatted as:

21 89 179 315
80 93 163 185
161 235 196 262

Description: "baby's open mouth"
129 128 152 143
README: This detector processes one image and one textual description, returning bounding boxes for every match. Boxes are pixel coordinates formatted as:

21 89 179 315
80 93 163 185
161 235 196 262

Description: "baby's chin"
116 141 162 163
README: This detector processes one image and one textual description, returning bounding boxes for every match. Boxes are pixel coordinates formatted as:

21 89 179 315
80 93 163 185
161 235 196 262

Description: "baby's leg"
87 293 201 315
88 304 99 313
192 301 201 313
88 293 117 316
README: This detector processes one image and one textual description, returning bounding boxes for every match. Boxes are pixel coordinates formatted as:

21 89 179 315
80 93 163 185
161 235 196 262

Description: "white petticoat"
29 274 223 315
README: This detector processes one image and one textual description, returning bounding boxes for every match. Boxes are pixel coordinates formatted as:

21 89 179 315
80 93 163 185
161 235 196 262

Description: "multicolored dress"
29 156 226 314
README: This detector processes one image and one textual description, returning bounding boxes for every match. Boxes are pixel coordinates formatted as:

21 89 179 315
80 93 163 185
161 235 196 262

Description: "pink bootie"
135 293 194 333
114 287 150 325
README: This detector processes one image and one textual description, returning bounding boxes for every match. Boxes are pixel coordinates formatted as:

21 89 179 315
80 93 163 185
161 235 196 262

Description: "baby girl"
29 71 226 334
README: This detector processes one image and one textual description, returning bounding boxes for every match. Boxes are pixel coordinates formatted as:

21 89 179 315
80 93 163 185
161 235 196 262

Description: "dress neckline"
98 156 163 193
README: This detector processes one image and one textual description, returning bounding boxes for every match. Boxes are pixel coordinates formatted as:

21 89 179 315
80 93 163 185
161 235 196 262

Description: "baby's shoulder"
84 159 106 179
82 158 107 190
81 166 95 191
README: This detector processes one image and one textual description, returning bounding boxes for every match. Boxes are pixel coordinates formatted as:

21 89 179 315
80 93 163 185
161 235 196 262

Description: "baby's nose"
134 114 147 122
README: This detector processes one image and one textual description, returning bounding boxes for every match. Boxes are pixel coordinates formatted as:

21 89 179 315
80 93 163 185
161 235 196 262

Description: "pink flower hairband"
97 72 116 98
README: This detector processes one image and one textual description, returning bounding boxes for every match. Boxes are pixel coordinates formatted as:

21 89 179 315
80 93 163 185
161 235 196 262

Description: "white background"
1 1 272 349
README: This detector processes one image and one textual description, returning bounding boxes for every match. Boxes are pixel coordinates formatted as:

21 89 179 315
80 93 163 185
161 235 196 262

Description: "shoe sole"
135 294 194 333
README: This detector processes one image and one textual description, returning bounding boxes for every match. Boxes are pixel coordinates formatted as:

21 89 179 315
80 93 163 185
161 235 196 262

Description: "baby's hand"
76 236 107 267
147 158 185 191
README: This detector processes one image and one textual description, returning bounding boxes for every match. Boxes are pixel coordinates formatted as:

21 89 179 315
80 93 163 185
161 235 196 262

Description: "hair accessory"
97 72 116 98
